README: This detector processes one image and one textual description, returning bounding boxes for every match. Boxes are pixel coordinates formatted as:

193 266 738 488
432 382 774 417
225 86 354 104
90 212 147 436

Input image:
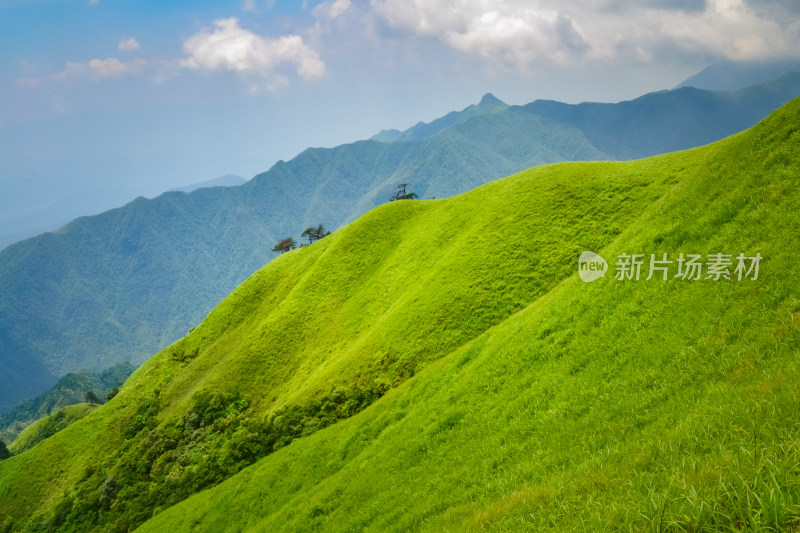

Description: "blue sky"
2 0 799 245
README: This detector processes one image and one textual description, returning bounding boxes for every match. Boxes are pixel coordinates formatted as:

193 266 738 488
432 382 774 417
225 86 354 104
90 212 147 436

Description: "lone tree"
301 224 331 244
273 237 297 254
314 224 331 240
301 227 316 244
390 183 418 201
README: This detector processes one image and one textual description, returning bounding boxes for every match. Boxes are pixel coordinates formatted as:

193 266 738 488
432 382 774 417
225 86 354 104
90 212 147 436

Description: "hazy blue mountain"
0 176 246 252
167 174 246 193
676 59 800 91
524 72 800 159
370 93 509 143
2 76 800 412
369 128 403 143
0 220 68 253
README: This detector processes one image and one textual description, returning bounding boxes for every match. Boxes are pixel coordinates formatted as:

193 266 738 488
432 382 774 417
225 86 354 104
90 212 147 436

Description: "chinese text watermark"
579 251 762 282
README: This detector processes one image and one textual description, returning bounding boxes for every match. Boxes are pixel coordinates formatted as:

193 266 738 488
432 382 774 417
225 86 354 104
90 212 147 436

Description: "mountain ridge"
2 74 800 412
166 174 246 193
370 92 508 144
676 58 800 91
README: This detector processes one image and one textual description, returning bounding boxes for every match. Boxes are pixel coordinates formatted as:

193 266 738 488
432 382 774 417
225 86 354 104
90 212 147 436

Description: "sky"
1 0 799 246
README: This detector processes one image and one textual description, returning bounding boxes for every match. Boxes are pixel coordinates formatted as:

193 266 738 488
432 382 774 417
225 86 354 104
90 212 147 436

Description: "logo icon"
578 251 608 282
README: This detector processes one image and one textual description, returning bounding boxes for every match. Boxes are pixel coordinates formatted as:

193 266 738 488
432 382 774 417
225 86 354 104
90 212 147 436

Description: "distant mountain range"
1 72 799 412
676 58 800 91
0 175 247 251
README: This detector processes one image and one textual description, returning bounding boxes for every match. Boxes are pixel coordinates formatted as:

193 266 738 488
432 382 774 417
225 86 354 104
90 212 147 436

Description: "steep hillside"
8 403 96 455
2 77 800 413
141 96 800 531
0 97 797 532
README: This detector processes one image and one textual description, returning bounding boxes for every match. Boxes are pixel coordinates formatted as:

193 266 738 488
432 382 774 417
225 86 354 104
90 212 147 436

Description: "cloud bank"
89 57 146 78
181 17 326 91
369 0 800 70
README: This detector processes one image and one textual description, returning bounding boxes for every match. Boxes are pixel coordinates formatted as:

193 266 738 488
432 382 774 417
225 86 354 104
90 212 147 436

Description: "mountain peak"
479 93 506 107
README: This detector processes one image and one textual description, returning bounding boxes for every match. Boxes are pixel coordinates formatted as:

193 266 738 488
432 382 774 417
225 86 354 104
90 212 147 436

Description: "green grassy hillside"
0 96 798 531
142 96 800 531
3 77 800 413
8 403 97 456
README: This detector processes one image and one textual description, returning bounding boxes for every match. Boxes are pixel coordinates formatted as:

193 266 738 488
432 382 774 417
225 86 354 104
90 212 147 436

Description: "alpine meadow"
1 91 799 530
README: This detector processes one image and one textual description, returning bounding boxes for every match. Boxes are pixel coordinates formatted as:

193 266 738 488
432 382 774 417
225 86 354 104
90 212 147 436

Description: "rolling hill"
2 74 800 414
0 95 798 532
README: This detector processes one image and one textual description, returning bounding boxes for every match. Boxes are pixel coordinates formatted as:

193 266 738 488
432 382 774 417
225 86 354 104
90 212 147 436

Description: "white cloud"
182 17 326 88
118 37 140 51
89 57 147 79
369 0 800 70
243 0 256 11
653 0 800 60
53 61 90 81
36 57 148 86
314 0 351 19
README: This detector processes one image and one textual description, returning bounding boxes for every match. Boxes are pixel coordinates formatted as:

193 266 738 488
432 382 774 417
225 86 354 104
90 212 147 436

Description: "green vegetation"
0 97 798 531
9 403 96 455
3 77 800 412
141 96 800 531
0 363 134 444
272 237 297 254
301 224 330 244
390 183 419 201
27 385 389 531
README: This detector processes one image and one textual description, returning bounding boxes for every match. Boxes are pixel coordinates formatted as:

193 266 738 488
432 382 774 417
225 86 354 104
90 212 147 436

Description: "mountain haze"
524 71 800 159
676 59 800 91
167 174 246 194
371 92 509 143
0 96 798 531
2 76 800 412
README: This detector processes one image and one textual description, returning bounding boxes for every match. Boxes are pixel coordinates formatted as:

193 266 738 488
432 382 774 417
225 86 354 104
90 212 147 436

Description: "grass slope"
9 403 97 455
4 79 800 413
0 98 798 531
143 98 799 530
0 125 679 529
